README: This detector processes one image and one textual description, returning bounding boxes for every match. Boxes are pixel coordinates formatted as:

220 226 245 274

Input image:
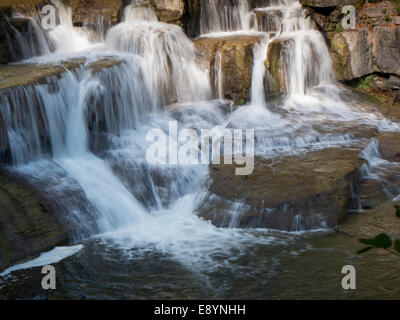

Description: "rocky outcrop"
151 0 185 24
303 0 400 83
71 0 123 26
193 35 263 105
0 170 68 272
327 26 400 81
197 148 364 231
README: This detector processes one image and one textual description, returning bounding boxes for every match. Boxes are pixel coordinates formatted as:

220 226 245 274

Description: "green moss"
356 75 373 90
384 14 392 22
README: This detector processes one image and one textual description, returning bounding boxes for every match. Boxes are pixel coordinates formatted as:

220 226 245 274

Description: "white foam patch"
0 245 83 277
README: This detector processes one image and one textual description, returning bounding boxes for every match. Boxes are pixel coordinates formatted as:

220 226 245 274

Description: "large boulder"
327 26 400 81
0 170 68 272
193 35 263 105
197 148 364 231
151 0 185 24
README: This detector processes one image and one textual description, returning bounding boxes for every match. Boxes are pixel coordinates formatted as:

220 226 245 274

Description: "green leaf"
395 205 400 218
394 239 400 254
356 246 374 255
359 233 392 249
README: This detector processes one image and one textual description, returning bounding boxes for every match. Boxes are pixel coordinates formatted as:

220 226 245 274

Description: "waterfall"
2 15 51 62
106 3 211 106
198 0 335 98
199 0 256 34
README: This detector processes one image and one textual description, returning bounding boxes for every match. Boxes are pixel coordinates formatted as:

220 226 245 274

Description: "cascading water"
1 0 400 298
106 2 210 105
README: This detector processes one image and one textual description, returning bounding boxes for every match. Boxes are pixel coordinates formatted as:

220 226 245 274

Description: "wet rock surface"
151 0 185 24
197 148 364 231
339 200 400 239
0 169 68 272
193 35 264 104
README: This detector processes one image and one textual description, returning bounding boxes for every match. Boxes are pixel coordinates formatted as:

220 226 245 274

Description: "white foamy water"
0 245 83 277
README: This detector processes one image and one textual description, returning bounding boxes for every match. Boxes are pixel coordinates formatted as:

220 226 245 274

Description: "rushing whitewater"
1 0 400 279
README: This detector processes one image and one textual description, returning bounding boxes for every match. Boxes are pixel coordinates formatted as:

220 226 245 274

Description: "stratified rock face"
193 35 263 105
71 0 123 25
151 0 185 23
327 26 400 81
0 170 68 272
197 148 363 231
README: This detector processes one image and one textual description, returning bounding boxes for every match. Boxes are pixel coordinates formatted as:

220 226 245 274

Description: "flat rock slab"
197 148 364 231
0 59 85 91
338 201 400 239
0 57 124 90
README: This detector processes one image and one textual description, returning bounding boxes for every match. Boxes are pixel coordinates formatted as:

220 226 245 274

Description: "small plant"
396 4 400 15
382 8 388 14
357 205 400 256
335 24 343 32
384 14 392 22
356 75 373 90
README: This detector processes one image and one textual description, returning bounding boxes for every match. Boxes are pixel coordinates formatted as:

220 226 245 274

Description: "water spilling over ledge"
0 0 400 299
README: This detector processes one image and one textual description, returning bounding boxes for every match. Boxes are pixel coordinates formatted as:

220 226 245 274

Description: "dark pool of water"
1 230 399 300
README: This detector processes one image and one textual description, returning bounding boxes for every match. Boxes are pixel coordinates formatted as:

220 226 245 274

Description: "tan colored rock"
151 0 184 23
197 148 364 231
193 35 263 105
338 201 400 239
71 0 123 25
0 58 85 90
376 132 400 162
